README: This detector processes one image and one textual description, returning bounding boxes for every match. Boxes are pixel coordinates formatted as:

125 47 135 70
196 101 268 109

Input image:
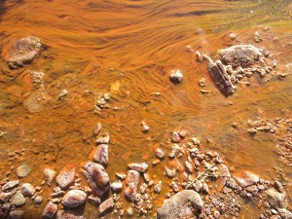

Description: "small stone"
43 202 58 219
93 144 109 166
0 192 12 202
229 33 236 40
171 131 181 143
95 132 110 144
128 162 148 173
214 210 221 218
190 137 200 146
11 191 26 207
88 195 101 206
154 181 162 194
111 182 123 193
34 195 43 205
21 183 36 197
43 168 57 185
141 121 150 133
99 197 114 216
62 190 86 208
16 162 31 178
168 144 180 158
169 70 183 83
93 123 102 136
116 173 126 181
126 207 133 217
165 167 177 178
155 148 165 159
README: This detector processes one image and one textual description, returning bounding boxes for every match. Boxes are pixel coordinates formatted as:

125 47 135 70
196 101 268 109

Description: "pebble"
88 195 101 206
171 131 181 143
169 70 183 83
154 181 162 194
126 207 134 217
99 197 114 216
155 148 165 159
34 195 43 205
56 164 76 190
21 183 36 197
16 162 31 178
111 181 123 193
164 167 177 178
141 121 150 133
128 162 148 173
43 168 57 185
62 190 87 208
11 191 26 207
95 132 110 144
43 202 58 219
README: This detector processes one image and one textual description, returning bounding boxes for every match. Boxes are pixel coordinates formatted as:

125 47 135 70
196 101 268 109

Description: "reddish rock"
88 195 101 206
171 131 181 143
56 164 76 190
81 162 110 196
43 201 58 218
126 170 140 187
56 210 85 219
99 197 114 216
93 144 108 166
128 163 148 173
62 190 87 208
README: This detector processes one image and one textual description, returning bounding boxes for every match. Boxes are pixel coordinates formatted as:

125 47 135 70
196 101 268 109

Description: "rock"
185 161 194 173
124 183 137 202
274 181 284 193
43 168 57 185
169 70 183 83
9 210 24 219
266 188 287 209
16 162 31 178
93 123 102 136
116 172 126 181
2 180 19 191
88 195 101 206
165 167 177 178
81 161 110 196
56 210 85 219
157 190 203 219
93 144 108 166
99 197 114 216
128 163 148 173
20 183 36 197
155 148 165 159
126 207 134 217
0 192 11 202
141 121 150 133
34 195 43 205
171 131 181 143
11 191 26 207
95 132 110 144
62 190 87 208
126 170 140 187
191 137 200 146
168 144 180 158
23 90 46 113
219 45 262 68
206 57 235 96
235 171 259 187
43 201 58 218
56 164 76 190
111 182 122 193
278 208 292 219
2 36 42 69
214 210 221 218
154 181 162 194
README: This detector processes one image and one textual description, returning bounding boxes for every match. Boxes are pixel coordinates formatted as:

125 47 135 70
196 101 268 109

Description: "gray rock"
155 148 165 159
56 164 76 190
235 171 259 188
62 190 87 208
81 162 110 197
34 195 43 205
16 162 31 178
99 197 114 216
21 183 36 197
2 180 19 191
157 190 203 219
43 168 57 185
43 201 58 218
154 181 162 194
0 192 12 202
88 195 101 206
11 191 26 207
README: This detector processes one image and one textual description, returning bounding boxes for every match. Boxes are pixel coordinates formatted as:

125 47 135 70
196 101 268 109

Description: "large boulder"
157 190 203 219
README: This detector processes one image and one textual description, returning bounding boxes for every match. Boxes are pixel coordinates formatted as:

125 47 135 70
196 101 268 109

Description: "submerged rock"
56 164 76 190
81 161 110 196
62 190 87 208
2 36 42 69
157 190 203 219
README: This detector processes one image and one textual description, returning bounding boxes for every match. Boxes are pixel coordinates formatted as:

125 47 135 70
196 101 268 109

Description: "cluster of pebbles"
248 115 292 166
197 44 278 96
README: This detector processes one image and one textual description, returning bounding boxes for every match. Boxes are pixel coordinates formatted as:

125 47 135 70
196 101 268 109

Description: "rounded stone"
62 190 87 208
